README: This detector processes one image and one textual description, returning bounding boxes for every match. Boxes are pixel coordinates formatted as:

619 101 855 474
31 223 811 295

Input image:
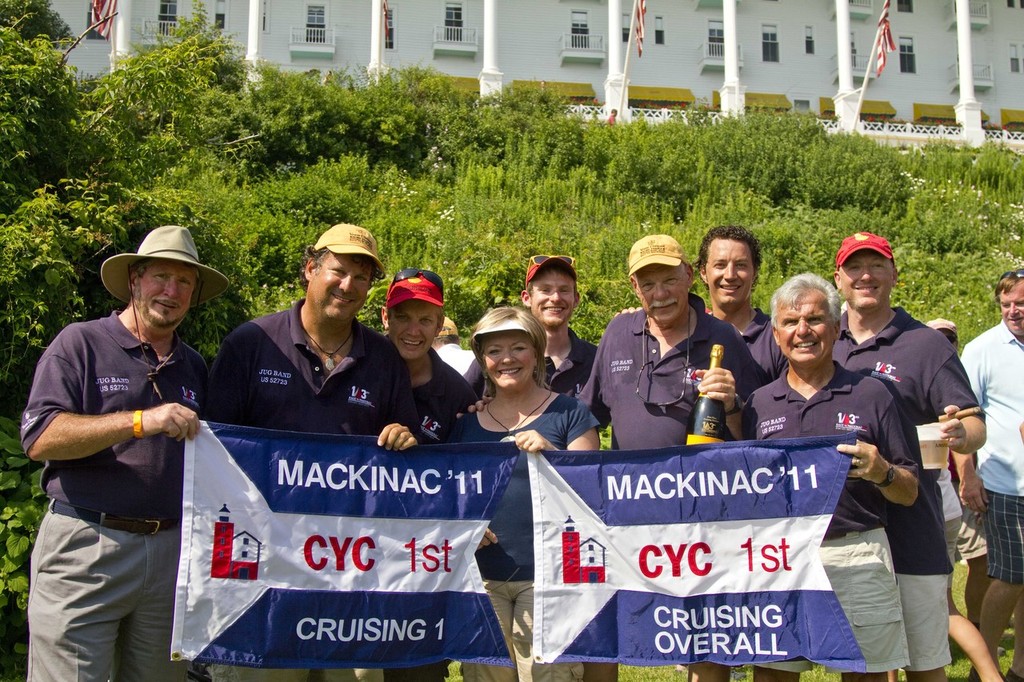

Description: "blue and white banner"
171 422 519 669
529 434 864 670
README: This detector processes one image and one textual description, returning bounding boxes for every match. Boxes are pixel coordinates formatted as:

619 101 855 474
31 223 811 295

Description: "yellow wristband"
133 410 144 439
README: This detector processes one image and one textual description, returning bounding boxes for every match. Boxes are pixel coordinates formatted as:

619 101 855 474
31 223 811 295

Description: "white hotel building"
58 0 1024 145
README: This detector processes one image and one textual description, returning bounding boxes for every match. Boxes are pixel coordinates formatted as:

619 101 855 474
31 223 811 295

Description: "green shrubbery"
1 19 1023 676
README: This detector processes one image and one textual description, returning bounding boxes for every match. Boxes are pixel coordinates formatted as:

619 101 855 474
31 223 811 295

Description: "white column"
954 0 984 146
245 0 260 64
719 0 745 116
479 0 503 96
833 0 859 133
112 0 132 69
368 0 384 75
604 0 625 119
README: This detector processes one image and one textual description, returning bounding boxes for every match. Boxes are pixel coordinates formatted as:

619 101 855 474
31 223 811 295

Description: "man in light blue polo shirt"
962 269 1024 679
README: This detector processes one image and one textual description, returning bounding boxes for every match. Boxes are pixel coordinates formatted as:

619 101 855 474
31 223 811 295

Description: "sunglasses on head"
530 255 576 268
392 268 444 295
1000 269 1024 282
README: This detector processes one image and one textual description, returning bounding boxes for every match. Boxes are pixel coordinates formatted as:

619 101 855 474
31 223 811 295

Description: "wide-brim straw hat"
100 225 229 305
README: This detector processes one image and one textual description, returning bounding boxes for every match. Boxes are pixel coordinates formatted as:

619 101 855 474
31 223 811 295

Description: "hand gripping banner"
529 434 864 670
172 422 519 669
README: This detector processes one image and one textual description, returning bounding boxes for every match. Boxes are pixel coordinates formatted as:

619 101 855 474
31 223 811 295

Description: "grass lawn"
444 561 1015 681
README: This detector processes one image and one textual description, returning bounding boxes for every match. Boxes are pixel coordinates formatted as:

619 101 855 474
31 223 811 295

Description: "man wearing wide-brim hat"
21 224 228 681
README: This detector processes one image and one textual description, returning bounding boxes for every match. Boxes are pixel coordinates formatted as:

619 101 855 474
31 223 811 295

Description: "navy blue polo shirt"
834 308 980 575
206 300 418 435
580 293 762 450
450 394 598 582
465 328 597 400
743 363 920 539
413 349 477 444
743 309 787 382
21 312 208 519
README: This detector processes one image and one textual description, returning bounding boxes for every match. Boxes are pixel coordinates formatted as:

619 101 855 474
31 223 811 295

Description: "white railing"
564 104 1024 149
947 62 993 82
700 42 743 61
434 25 478 45
969 0 989 20
561 33 604 51
143 19 178 37
290 26 335 45
849 0 872 9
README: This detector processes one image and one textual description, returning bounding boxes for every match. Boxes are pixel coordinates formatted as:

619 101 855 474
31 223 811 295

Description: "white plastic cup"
916 422 948 470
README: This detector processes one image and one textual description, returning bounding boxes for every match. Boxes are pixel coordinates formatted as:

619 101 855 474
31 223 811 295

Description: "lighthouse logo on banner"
529 434 865 670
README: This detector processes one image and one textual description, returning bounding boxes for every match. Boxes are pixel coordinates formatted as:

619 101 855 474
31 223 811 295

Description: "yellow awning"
913 103 989 123
820 97 896 117
628 86 696 104
1001 108 1024 125
913 103 955 121
511 80 596 98
746 92 792 110
447 76 480 94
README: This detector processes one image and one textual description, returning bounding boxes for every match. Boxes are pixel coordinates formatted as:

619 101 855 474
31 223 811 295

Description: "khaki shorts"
957 503 988 562
895 573 951 671
759 529 909 674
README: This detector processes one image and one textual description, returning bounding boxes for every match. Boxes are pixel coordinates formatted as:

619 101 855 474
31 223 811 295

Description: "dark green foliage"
0 0 70 40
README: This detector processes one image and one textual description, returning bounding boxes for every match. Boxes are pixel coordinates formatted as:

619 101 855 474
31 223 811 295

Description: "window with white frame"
158 0 177 35
794 99 811 112
444 3 463 42
708 20 724 58
306 5 326 43
622 12 629 42
385 7 394 49
805 26 814 54
762 24 779 62
261 0 269 32
655 16 664 44
898 36 915 73
897 0 913 11
214 0 226 29
570 10 589 49
1011 43 1021 72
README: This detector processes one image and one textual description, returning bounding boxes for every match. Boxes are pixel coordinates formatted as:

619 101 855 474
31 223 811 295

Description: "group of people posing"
19 221 1024 682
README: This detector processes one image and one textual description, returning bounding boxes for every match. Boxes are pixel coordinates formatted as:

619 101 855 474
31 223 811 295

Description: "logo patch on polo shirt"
758 416 786 437
419 415 442 442
348 386 376 409
181 386 200 409
834 412 865 433
870 361 902 383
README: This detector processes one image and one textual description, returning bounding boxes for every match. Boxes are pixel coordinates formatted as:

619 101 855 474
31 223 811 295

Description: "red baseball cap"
835 232 894 268
525 255 577 287
385 273 443 308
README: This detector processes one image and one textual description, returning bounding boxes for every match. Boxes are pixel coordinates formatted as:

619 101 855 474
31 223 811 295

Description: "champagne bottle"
686 344 727 444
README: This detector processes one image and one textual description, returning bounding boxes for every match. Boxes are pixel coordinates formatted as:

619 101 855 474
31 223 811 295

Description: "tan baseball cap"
628 234 687 276
314 224 384 272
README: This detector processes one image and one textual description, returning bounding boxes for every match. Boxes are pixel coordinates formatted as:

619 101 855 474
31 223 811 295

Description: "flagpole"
852 19 883 129
618 0 639 119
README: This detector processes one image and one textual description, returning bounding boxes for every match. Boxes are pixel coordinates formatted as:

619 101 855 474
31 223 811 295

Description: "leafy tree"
0 0 70 40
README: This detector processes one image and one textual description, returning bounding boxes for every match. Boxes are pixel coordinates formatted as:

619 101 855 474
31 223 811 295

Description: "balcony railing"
559 32 605 64
432 25 479 56
142 19 178 38
291 26 335 45
562 32 603 51
698 41 743 72
289 26 337 58
947 0 990 29
434 25 477 45
947 62 994 90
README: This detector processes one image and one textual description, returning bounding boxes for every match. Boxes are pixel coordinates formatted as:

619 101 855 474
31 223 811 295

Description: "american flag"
634 0 647 57
874 0 896 77
91 0 116 39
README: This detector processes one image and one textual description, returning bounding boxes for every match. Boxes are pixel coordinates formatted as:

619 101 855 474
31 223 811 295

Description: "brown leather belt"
51 500 178 534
